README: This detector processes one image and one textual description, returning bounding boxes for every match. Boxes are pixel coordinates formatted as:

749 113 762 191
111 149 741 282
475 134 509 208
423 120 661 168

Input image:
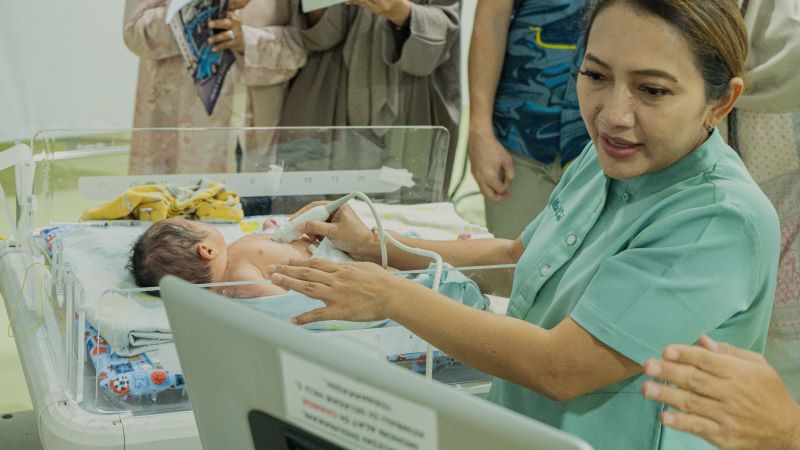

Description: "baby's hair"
127 219 213 295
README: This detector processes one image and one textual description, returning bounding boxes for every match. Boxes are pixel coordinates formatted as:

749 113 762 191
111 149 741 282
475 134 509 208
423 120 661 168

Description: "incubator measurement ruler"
79 167 414 201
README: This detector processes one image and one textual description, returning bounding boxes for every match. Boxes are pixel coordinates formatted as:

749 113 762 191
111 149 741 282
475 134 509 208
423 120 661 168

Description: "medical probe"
271 194 355 244
271 192 444 379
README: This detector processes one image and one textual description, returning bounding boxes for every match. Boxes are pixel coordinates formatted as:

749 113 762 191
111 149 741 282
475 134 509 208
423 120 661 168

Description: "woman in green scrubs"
268 1 780 448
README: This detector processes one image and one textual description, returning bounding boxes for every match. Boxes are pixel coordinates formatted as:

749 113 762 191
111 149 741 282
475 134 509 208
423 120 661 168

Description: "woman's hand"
349 0 411 28
227 0 250 10
291 202 377 262
642 335 800 449
208 11 244 54
306 8 327 25
468 129 516 201
268 258 400 324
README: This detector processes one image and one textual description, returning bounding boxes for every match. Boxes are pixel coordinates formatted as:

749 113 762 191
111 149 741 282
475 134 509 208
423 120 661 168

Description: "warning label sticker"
281 351 438 450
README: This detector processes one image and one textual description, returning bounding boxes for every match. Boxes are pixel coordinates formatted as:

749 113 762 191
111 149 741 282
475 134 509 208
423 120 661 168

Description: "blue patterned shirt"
493 0 590 165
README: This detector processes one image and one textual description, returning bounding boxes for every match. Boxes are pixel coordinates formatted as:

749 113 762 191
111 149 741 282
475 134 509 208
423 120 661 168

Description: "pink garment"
762 170 800 340
732 110 800 340
123 0 307 175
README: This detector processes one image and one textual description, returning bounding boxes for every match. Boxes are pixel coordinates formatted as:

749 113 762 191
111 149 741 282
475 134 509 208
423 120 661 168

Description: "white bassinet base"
1 243 201 449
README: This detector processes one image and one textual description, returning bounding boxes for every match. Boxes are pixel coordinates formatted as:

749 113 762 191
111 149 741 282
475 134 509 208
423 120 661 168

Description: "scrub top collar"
607 128 724 201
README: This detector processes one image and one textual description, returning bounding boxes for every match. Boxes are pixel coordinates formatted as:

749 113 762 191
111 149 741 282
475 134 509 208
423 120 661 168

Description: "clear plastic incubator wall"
0 127 515 449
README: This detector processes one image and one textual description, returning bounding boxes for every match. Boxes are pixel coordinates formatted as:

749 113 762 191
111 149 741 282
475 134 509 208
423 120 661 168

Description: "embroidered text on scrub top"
550 197 566 222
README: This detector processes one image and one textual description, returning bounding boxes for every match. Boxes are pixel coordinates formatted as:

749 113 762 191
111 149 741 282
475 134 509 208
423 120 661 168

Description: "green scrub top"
487 130 780 450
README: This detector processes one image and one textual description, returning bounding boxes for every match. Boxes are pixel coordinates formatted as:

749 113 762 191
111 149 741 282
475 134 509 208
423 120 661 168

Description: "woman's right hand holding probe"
290 202 377 262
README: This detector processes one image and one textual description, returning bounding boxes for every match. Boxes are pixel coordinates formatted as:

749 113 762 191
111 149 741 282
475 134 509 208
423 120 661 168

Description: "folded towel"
85 293 173 356
50 225 174 356
80 179 243 223
409 263 491 311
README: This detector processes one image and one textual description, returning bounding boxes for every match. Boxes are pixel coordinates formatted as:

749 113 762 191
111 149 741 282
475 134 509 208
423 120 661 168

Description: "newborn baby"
129 217 490 322
128 217 317 298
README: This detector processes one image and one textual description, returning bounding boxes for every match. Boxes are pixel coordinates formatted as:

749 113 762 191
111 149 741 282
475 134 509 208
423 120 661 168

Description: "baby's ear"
197 242 215 260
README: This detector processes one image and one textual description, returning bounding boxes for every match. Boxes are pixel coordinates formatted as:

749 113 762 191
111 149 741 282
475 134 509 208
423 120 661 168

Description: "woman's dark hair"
581 0 748 102
127 220 213 295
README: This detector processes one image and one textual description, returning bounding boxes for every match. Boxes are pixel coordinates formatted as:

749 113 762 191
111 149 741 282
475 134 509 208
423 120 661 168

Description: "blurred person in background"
643 1 800 448
727 0 800 398
278 0 461 189
468 0 590 238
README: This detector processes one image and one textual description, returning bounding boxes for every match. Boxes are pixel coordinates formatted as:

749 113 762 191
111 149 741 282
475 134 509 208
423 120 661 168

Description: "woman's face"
577 1 717 180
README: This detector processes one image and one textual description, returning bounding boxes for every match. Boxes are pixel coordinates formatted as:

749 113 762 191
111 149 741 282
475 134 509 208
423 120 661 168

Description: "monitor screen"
249 409 345 450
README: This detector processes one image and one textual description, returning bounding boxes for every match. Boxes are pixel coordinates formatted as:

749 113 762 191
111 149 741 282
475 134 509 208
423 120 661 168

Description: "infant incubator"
0 127 514 449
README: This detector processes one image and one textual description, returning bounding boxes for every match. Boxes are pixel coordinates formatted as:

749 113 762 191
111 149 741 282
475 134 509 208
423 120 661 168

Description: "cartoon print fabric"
85 323 185 401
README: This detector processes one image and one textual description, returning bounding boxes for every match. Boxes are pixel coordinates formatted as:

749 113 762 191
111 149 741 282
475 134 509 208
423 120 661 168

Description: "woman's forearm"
468 0 514 135
380 1 459 76
238 25 308 86
385 278 640 401
355 232 523 269
270 248 639 400
123 0 181 60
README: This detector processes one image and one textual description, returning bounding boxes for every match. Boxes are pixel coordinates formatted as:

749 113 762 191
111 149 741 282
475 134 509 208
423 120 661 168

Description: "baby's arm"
224 266 288 298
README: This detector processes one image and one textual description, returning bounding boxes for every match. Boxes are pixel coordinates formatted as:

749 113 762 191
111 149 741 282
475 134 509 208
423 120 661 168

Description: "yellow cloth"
80 180 244 222
239 221 261 234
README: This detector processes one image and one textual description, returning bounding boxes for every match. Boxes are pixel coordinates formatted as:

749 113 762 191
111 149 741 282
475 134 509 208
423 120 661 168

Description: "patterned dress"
123 0 307 175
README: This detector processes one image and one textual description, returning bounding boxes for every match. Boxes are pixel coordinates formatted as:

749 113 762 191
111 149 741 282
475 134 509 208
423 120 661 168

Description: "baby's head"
127 217 226 290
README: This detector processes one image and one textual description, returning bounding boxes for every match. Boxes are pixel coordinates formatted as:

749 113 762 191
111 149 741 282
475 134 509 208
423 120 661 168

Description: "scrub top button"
540 265 551 276
565 234 577 246
622 192 631 202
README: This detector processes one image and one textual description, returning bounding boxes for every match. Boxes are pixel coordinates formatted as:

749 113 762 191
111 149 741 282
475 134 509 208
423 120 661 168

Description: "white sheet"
349 201 490 240
57 222 252 356
58 224 173 356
